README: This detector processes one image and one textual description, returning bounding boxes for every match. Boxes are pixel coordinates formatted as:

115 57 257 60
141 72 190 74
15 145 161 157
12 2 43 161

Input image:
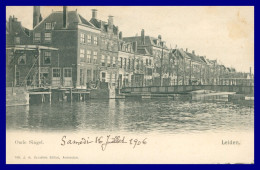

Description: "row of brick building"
6 6 253 89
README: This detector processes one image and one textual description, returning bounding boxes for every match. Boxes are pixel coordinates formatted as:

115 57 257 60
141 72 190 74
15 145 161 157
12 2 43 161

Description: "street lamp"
160 41 165 87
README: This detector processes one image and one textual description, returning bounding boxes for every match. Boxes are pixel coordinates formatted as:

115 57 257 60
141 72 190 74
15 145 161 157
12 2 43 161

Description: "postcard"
6 6 254 164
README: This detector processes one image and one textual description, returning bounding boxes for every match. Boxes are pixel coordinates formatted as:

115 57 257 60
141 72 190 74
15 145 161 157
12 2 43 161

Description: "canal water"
6 99 254 134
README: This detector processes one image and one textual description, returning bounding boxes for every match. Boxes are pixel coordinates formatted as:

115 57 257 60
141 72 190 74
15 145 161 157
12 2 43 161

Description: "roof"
123 36 169 49
137 47 151 55
6 18 31 36
185 52 204 64
34 11 96 30
171 49 207 65
90 18 118 35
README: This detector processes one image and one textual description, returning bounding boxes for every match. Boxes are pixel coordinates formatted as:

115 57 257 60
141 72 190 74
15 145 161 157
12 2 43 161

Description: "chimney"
141 29 145 45
119 31 122 39
63 6 68 28
8 16 13 33
192 50 195 55
33 6 41 28
158 35 162 40
108 15 113 29
186 48 188 52
100 21 104 30
92 9 97 19
132 41 138 53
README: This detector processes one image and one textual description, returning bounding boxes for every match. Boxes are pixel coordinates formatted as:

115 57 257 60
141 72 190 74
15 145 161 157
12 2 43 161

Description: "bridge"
121 85 254 95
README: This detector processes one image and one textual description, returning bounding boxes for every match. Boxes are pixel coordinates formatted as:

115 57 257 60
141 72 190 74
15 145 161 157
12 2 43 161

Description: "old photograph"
6 6 254 164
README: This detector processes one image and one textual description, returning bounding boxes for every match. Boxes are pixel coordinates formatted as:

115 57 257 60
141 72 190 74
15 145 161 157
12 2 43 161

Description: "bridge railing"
121 85 254 95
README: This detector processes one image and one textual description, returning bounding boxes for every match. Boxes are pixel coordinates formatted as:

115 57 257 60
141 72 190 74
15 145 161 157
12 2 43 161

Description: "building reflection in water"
6 99 254 134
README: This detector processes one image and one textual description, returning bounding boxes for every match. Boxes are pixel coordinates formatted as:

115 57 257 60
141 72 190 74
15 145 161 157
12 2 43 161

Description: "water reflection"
6 99 254 134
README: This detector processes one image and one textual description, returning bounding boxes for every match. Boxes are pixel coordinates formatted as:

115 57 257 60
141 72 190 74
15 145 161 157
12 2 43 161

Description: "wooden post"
160 47 164 87
14 65 17 86
49 87 52 104
38 48 41 87
176 58 179 86
12 81 14 95
70 88 72 103
190 60 192 83
183 58 186 85
41 94 44 103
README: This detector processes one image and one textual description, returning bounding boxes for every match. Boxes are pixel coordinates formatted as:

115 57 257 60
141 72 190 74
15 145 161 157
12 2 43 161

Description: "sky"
6 6 254 73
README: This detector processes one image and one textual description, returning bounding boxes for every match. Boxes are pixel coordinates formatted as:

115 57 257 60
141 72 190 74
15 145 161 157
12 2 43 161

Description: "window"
18 54 26 65
109 42 113 51
87 35 91 43
44 33 51 42
34 33 41 42
94 36 98 45
80 33 85 43
102 72 106 82
52 68 60 77
120 57 123 68
147 68 152 75
136 59 139 70
87 50 91 63
45 23 52 30
87 70 92 83
128 59 131 69
113 57 116 67
44 51 51 64
107 56 111 67
101 55 105 66
146 59 149 66
124 58 127 69
15 37 20 44
93 70 97 81
64 68 72 77
149 59 152 66
80 49 85 62
93 51 97 64
140 60 143 70
132 59 135 70
80 69 84 85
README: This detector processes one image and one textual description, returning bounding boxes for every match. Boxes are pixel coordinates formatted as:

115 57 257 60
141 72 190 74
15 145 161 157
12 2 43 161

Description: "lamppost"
159 42 165 87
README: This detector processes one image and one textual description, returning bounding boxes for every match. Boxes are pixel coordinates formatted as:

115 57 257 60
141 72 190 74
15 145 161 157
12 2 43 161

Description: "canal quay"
6 84 254 106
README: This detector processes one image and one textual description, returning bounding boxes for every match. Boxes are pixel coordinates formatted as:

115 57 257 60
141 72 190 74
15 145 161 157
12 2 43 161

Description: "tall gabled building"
90 9 120 87
33 6 100 88
123 29 170 86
